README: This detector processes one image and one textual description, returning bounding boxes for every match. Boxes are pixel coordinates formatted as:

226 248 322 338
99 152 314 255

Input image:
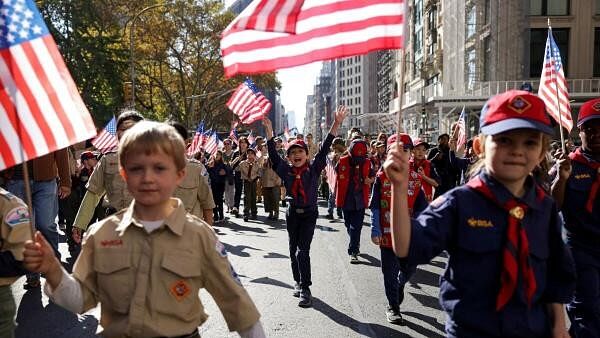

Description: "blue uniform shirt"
267 134 334 209
406 171 575 337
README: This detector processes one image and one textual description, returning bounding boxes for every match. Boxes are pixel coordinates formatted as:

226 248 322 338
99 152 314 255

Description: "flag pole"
20 163 36 238
548 18 566 153
395 1 409 136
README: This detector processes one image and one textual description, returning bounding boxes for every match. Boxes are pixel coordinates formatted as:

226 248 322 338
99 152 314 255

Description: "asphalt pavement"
11 198 446 338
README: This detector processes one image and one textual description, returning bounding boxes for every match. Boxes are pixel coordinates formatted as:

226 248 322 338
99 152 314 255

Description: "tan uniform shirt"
86 152 132 210
0 188 31 286
173 160 215 220
73 198 260 337
259 157 281 188
238 160 260 181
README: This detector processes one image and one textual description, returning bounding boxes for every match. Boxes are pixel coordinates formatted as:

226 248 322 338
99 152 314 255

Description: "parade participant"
239 148 260 222
260 153 281 220
23 121 265 338
384 90 575 338
306 133 318 160
207 150 231 224
326 138 346 221
336 138 375 264
255 137 265 204
370 141 386 172
230 136 250 217
0 188 31 337
370 134 428 324
171 122 215 225
449 139 478 185
222 138 236 213
264 106 347 308
72 111 143 244
427 133 458 197
552 97 600 337
412 138 439 202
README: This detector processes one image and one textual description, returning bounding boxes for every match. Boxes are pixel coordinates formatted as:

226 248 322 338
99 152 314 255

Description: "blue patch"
229 265 242 285
5 207 29 227
215 241 227 257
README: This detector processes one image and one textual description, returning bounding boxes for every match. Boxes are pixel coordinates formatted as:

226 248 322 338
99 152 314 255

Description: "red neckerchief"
466 176 539 311
291 163 309 204
569 148 600 213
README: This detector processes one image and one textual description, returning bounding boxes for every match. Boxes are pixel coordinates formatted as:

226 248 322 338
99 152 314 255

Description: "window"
595 28 600 77
483 36 492 81
530 0 569 16
414 29 423 56
465 49 476 90
466 5 476 39
529 28 569 77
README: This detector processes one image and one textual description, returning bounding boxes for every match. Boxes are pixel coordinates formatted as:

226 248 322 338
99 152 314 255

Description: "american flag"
455 108 467 151
247 130 256 146
221 0 406 77
0 0 96 170
325 156 337 190
92 116 118 153
282 127 291 147
226 79 272 124
229 127 238 144
186 121 207 156
230 0 304 34
204 131 219 156
538 28 572 131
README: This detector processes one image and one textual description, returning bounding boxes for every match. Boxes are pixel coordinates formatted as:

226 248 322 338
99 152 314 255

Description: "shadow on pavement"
402 311 445 335
263 252 288 259
357 253 381 267
408 292 442 311
250 277 293 289
225 222 268 234
408 267 441 289
316 224 339 232
223 243 261 257
15 288 98 338
311 297 411 338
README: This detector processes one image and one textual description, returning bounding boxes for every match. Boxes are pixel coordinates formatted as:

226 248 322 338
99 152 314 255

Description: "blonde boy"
24 121 264 338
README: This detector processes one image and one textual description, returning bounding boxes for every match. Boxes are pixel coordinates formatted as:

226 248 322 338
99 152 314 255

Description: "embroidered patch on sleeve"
4 207 29 227
170 280 191 301
430 196 447 209
229 265 242 286
215 241 227 257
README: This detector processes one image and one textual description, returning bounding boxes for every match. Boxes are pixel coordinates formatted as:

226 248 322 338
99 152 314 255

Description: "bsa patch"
508 95 532 114
4 207 29 227
215 241 227 257
340 165 346 171
380 200 389 208
170 280 191 301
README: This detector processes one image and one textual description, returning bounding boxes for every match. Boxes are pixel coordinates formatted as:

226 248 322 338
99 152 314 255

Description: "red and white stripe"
186 132 207 157
229 0 304 34
0 36 97 170
226 82 272 124
221 0 406 77
205 133 218 156
92 134 118 154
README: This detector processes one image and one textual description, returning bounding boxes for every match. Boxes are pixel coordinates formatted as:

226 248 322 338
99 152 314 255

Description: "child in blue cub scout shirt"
263 106 348 308
384 90 576 338
552 97 600 338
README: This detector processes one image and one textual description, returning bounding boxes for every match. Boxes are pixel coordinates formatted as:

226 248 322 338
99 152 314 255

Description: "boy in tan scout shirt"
239 148 260 221
0 188 31 337
23 122 265 338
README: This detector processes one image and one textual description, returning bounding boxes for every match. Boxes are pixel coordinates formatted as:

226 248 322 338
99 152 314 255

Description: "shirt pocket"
94 249 133 313
157 252 203 318
175 175 199 210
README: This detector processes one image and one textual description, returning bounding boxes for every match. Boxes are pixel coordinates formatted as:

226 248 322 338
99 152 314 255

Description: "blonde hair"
119 121 186 171
467 132 551 178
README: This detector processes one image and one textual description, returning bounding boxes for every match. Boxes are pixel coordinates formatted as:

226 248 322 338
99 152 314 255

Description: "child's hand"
554 149 572 180
383 142 410 186
72 228 83 244
23 232 61 274
262 118 273 138
333 105 348 125
371 236 381 245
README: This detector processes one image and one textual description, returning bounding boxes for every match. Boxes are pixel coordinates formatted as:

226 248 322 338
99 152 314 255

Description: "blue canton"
0 0 49 48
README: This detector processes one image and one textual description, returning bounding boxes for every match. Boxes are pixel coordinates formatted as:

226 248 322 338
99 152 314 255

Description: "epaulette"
0 189 15 201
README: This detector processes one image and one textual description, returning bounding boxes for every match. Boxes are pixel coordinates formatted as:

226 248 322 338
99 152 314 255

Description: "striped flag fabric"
230 0 304 34
325 156 337 190
0 0 97 170
204 131 219 156
455 108 467 151
91 117 118 153
247 131 256 146
229 127 239 144
226 79 272 124
186 121 206 156
538 28 572 131
221 0 406 77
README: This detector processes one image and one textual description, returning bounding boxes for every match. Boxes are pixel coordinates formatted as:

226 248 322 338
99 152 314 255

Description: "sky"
223 0 321 132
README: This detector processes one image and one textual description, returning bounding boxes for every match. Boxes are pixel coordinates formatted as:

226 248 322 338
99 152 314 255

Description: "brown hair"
119 121 186 171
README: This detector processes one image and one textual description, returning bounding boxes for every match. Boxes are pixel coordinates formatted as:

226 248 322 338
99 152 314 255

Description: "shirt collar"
116 198 187 236
479 170 540 210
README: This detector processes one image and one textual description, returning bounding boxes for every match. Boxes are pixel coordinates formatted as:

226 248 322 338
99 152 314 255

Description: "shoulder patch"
215 240 227 257
4 206 29 227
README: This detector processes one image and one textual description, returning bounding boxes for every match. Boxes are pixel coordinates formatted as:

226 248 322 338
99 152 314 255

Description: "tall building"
304 95 316 137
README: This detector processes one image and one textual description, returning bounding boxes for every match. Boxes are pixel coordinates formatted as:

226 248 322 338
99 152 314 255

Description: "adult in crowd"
427 133 457 197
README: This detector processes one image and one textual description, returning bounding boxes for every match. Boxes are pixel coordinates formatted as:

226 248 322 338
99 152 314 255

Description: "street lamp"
129 4 166 108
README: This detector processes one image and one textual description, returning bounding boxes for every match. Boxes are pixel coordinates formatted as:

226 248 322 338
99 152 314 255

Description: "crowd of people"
0 90 598 338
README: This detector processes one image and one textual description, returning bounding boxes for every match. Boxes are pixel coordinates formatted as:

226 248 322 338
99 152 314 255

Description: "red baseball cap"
286 139 308 155
387 133 413 150
413 138 429 149
479 90 554 135
577 98 600 127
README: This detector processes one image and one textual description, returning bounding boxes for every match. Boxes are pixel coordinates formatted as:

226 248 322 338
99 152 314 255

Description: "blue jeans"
343 209 365 255
327 192 335 215
381 247 416 307
6 179 60 258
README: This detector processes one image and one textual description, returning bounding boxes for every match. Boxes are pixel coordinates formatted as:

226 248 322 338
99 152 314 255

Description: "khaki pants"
0 285 15 338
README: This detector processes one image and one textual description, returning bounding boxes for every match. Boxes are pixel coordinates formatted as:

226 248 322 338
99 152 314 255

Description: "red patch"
100 239 123 247
507 96 532 114
170 280 191 301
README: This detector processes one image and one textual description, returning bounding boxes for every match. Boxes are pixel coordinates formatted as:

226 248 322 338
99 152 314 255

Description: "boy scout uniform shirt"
238 160 260 181
0 189 31 286
173 160 215 220
406 171 575 337
260 157 281 188
86 152 132 210
72 198 260 338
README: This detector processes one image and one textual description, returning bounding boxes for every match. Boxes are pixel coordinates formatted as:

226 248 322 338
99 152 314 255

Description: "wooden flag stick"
20 162 36 238
548 18 566 153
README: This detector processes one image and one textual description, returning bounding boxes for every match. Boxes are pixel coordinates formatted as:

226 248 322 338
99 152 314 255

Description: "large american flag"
221 0 406 77
226 79 272 124
186 121 207 156
455 108 467 151
538 28 572 132
230 0 304 34
0 0 96 170
91 116 118 153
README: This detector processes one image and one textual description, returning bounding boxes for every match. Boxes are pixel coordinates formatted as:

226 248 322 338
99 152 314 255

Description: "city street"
11 199 446 338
